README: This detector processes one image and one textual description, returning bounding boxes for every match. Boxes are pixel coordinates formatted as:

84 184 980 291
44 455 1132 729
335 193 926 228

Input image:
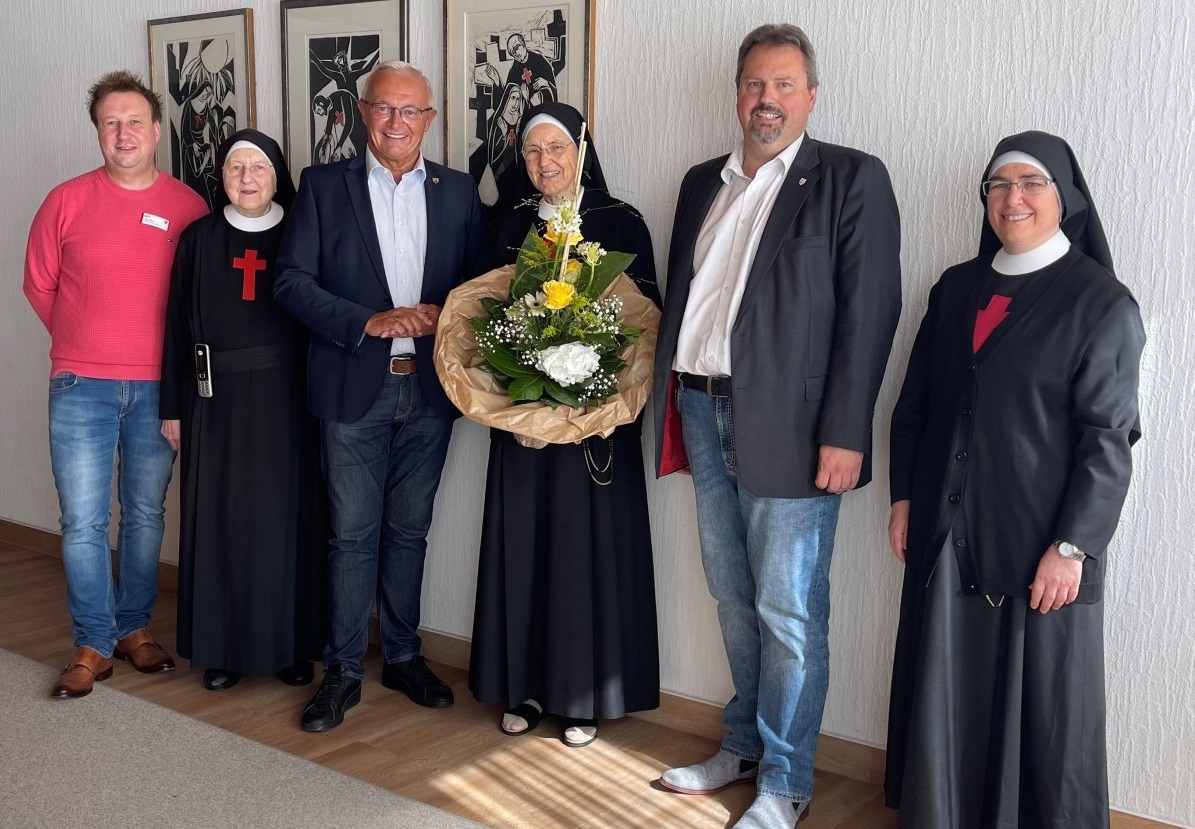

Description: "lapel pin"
432 177 440 184
798 177 807 185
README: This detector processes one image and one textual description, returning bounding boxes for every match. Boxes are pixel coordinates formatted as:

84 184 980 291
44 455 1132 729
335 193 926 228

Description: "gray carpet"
0 648 485 829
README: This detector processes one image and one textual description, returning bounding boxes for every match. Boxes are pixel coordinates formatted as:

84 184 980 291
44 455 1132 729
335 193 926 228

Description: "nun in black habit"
884 131 1145 828
161 129 328 691
467 102 661 747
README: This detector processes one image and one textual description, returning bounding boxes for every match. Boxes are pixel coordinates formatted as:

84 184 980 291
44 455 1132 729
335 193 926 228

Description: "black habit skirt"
468 419 660 720
885 540 1109 829
175 360 328 675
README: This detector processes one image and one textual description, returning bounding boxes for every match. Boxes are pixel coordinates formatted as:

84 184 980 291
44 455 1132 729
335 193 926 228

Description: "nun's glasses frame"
982 177 1055 197
522 142 574 162
223 162 274 177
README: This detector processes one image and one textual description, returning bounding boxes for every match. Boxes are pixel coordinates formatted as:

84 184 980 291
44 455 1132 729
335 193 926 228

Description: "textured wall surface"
1 1 1191 824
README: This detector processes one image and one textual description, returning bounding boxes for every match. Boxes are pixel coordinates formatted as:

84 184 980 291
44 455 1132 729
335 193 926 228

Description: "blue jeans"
48 374 175 657
678 384 841 802
320 374 453 678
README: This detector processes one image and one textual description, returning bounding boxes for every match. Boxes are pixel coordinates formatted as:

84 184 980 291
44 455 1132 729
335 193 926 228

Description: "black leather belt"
678 372 732 397
389 356 418 375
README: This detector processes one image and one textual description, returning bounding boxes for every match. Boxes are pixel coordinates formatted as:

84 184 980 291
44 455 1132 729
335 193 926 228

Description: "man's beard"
749 105 786 144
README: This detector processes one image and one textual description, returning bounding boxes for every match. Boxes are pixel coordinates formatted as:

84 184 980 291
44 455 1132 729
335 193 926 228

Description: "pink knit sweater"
24 168 208 380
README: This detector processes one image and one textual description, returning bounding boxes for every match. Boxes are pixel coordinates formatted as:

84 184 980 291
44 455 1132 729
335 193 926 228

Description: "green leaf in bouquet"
511 227 555 299
484 340 536 378
543 379 583 408
508 376 546 402
599 354 627 372
583 333 620 351
479 296 507 315
582 251 637 298
470 315 491 335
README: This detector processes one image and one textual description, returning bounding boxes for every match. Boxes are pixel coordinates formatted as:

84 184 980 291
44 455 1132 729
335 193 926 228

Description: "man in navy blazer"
275 60 483 732
654 26 901 828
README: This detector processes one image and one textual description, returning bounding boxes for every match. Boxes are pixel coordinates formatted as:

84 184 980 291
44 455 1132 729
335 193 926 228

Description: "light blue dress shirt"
365 148 428 356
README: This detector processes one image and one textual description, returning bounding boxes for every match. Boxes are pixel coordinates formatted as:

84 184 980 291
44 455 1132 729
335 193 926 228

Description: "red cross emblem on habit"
522 67 532 85
234 249 267 301
973 294 1011 352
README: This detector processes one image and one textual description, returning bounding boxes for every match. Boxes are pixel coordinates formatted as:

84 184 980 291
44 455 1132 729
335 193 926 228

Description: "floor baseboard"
0 517 1179 828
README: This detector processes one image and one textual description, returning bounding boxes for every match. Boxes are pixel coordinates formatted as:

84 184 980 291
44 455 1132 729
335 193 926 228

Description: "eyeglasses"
362 101 434 122
223 162 273 177
982 177 1055 197
522 142 573 162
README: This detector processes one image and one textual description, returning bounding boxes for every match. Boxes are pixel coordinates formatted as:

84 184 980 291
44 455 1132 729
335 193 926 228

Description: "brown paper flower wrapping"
434 265 659 444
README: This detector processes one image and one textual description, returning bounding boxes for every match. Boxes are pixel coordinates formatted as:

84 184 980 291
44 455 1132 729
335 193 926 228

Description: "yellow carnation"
542 280 576 310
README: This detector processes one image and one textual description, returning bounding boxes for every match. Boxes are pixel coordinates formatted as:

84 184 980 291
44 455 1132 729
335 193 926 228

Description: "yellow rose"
547 230 583 248
542 280 576 310
562 259 582 284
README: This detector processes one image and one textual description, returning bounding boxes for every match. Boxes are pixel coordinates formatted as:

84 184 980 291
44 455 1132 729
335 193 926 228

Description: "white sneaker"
659 749 758 794
732 793 809 829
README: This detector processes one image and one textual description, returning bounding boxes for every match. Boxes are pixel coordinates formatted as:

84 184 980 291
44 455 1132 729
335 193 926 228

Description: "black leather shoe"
300 664 362 732
276 661 315 686
381 655 454 708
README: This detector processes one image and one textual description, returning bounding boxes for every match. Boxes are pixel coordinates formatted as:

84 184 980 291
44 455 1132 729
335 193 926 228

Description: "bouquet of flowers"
434 212 659 446
470 200 641 409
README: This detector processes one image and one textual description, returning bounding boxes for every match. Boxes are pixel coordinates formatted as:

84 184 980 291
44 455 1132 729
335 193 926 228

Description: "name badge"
142 213 170 231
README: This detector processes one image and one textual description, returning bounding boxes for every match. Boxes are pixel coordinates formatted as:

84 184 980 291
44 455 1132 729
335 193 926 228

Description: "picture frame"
281 0 409 185
444 0 594 206
147 9 256 210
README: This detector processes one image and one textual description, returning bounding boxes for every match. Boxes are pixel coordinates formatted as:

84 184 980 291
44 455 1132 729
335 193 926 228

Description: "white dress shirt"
674 135 805 376
366 148 427 356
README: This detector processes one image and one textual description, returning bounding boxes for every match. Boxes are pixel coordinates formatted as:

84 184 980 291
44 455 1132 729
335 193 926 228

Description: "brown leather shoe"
113 629 175 673
50 647 113 698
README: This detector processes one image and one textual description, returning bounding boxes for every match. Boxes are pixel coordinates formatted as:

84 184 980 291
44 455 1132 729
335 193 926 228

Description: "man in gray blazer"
654 24 901 829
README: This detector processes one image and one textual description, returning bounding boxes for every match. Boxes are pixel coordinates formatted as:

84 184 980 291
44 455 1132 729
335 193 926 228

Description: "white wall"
1 1 1191 824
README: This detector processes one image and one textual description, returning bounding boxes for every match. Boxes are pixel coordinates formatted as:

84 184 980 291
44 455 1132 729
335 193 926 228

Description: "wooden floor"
0 541 898 829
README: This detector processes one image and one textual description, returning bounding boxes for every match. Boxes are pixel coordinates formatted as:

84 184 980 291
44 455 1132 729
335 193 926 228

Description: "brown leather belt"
678 372 731 397
389 356 418 375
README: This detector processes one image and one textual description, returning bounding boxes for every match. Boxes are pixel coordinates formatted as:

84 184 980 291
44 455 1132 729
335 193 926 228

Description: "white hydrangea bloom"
535 341 600 386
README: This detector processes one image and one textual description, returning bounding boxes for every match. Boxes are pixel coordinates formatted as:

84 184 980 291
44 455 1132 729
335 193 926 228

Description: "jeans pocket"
49 372 80 393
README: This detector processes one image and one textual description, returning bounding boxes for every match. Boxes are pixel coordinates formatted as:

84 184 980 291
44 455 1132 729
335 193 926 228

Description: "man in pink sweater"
24 70 207 698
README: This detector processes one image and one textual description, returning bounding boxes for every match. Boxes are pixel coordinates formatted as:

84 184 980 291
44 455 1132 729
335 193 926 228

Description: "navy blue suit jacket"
275 155 484 423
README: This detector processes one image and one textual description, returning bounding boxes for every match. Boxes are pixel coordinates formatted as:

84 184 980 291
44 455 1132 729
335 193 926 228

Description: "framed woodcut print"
445 0 594 205
147 9 256 210
281 0 409 185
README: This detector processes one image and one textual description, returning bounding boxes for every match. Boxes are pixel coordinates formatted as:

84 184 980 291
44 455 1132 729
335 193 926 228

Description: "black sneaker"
300 664 362 732
381 654 454 708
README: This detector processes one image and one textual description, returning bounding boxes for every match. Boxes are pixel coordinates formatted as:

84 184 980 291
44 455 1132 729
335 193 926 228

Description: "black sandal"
561 717 598 748
202 668 240 691
500 701 544 736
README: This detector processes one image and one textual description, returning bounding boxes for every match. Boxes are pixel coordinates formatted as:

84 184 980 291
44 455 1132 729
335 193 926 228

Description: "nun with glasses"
467 102 661 748
161 129 328 693
884 130 1146 828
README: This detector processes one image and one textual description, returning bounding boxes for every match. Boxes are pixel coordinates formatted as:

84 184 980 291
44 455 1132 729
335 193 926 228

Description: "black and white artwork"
148 10 255 207
446 0 592 205
306 34 379 165
165 39 238 207
281 0 408 185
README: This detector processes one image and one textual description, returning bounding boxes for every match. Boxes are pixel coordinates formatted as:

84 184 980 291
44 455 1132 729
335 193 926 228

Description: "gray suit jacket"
654 135 902 498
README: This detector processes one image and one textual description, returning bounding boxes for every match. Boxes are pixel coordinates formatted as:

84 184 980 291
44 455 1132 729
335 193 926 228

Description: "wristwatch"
1053 539 1087 563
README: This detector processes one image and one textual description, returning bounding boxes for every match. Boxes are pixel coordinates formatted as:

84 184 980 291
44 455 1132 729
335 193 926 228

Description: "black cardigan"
889 246 1145 600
